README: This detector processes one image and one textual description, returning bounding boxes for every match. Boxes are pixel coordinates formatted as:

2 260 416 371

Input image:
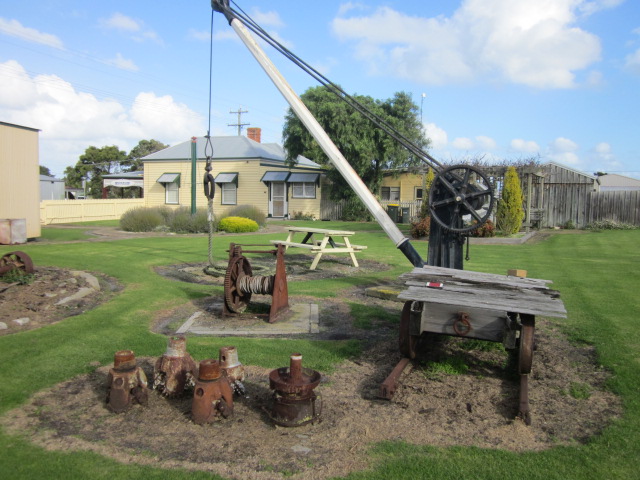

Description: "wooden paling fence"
586 190 640 225
320 198 422 222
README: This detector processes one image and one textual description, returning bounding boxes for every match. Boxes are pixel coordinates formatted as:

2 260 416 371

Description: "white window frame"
381 186 400 201
221 182 237 205
292 181 316 199
165 182 179 204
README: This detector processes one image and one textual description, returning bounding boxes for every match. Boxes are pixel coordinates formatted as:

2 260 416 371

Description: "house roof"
141 135 321 169
39 175 64 182
597 173 640 189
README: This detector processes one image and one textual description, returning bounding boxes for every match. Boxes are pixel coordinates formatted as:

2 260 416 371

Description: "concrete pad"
178 303 318 336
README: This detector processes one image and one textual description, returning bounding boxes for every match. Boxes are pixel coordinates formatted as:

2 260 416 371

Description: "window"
221 183 237 205
381 186 400 201
415 187 423 201
292 182 316 198
165 182 179 204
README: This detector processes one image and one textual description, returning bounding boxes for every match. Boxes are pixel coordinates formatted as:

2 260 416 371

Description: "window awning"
214 172 238 184
261 171 290 183
287 172 320 183
156 173 180 186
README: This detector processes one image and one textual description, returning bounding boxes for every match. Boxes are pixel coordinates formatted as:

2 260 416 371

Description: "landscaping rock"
0 322 7 330
12 317 30 326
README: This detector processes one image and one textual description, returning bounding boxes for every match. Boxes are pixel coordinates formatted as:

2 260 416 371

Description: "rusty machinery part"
191 359 234 424
399 301 421 359
153 336 197 397
518 374 532 426
268 353 322 427
453 311 472 336
224 253 254 313
0 251 34 276
379 357 411 400
107 350 148 413
223 243 289 323
219 346 246 396
429 164 495 233
518 314 535 375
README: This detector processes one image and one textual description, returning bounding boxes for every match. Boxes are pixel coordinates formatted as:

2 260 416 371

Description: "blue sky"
1 0 639 179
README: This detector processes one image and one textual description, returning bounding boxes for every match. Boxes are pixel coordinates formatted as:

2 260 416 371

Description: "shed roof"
142 136 321 169
597 173 640 189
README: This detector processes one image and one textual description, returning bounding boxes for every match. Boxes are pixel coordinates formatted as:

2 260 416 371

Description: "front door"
270 182 287 217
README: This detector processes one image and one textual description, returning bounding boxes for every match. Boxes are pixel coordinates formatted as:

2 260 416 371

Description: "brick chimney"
247 127 261 143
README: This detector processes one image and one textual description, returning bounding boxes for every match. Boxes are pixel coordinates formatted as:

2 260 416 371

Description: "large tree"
64 145 127 198
282 86 429 201
124 139 168 172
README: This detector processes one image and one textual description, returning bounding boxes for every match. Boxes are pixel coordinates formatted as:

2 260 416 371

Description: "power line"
228 107 249 135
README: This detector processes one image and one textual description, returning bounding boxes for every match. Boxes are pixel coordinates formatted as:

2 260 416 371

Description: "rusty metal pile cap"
113 350 136 371
164 335 187 357
198 359 222 381
219 346 241 368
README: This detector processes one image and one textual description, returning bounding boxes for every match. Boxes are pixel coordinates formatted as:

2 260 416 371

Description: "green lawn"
0 227 638 479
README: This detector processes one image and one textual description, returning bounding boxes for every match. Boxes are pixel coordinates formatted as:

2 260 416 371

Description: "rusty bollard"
219 346 245 395
268 353 322 427
191 359 234 424
106 350 148 413
153 336 197 397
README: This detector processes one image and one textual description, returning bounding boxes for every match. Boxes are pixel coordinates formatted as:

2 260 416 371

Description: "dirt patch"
0 266 122 336
1 315 621 480
155 254 391 286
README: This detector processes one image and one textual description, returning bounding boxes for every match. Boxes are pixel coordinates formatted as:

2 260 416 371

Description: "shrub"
168 207 211 233
291 211 316 221
470 219 496 237
563 219 576 230
341 199 373 222
120 207 164 232
410 216 431 239
225 205 266 226
496 166 525 235
218 216 259 233
585 219 637 231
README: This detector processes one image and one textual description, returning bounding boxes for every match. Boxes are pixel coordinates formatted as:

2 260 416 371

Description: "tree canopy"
39 165 52 176
63 139 168 198
282 86 430 201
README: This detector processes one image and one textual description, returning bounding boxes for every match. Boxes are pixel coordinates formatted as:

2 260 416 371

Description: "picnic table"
270 226 367 270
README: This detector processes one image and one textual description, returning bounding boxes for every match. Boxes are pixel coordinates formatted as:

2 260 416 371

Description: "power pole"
228 107 249 135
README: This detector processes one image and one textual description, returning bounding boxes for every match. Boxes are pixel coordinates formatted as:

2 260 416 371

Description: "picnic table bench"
270 226 367 270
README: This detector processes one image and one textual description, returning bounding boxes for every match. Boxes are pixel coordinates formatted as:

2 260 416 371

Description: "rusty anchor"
219 346 246 395
223 243 289 323
0 251 34 276
106 350 148 413
269 353 322 427
153 336 197 397
191 359 234 424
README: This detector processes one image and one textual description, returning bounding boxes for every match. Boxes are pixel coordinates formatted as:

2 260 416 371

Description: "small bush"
169 207 211 233
563 219 576 230
410 216 431 239
225 205 266 226
0 269 35 285
120 207 164 232
291 211 315 221
585 219 637 231
470 219 496 237
218 216 259 233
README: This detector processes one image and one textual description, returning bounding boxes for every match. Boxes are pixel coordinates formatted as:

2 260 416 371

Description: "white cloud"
476 135 496 150
511 138 540 153
424 122 448 149
100 12 161 44
624 48 640 75
105 53 139 72
0 60 203 176
101 13 140 32
332 0 607 88
452 137 475 150
251 8 284 28
0 17 63 49
547 136 580 164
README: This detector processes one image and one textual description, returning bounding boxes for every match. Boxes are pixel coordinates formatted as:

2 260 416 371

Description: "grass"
40 227 93 242
0 226 639 479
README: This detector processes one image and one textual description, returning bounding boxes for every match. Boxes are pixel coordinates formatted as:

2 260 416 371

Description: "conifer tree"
496 166 524 235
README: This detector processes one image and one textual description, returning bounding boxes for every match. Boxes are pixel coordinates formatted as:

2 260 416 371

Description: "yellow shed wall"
0 123 41 238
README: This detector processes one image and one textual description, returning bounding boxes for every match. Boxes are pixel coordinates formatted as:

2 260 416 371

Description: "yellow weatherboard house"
142 129 324 220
